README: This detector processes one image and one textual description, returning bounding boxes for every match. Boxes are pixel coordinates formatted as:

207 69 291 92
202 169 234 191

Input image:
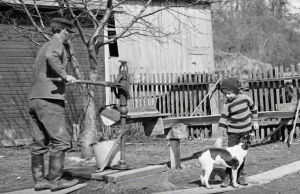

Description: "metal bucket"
92 140 121 169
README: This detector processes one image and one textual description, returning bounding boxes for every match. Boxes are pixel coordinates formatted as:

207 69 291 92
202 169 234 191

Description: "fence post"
210 71 219 138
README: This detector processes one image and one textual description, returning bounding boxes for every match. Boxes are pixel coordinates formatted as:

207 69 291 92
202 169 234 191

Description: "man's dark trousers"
29 98 71 155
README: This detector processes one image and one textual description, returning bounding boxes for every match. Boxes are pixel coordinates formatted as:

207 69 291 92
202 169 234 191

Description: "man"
28 18 78 191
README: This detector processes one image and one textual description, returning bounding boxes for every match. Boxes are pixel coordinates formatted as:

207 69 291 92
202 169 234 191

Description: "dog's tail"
191 148 209 158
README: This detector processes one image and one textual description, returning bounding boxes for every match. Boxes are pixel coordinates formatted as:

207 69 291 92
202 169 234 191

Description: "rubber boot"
31 154 51 191
48 151 79 191
220 168 231 187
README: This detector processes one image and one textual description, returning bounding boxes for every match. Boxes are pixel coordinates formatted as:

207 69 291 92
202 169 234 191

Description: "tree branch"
56 0 65 17
33 0 46 30
138 4 171 19
92 0 113 54
90 0 113 43
5 18 42 46
112 0 126 9
65 0 88 45
95 0 152 51
18 0 50 41
15 28 42 46
86 6 98 28
113 0 152 38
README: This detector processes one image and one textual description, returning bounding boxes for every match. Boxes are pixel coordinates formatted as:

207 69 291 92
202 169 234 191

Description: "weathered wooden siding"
0 25 105 146
107 1 214 81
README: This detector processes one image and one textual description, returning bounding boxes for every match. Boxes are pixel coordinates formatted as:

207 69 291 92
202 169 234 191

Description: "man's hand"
253 121 259 130
65 75 77 84
214 138 223 148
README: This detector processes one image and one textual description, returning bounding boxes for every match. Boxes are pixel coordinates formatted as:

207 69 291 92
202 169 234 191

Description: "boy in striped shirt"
214 77 259 187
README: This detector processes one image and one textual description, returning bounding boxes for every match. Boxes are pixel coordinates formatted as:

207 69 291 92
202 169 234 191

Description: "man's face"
62 29 72 43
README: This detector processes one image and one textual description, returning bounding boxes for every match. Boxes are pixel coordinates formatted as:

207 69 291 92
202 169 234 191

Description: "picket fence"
109 65 300 141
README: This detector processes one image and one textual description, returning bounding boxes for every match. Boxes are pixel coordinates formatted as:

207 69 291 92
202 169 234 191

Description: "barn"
0 0 214 146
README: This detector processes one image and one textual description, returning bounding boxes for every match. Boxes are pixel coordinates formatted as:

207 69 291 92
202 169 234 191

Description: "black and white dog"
193 133 254 189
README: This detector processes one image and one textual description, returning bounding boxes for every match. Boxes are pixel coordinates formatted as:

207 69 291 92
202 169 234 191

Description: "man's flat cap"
51 18 75 33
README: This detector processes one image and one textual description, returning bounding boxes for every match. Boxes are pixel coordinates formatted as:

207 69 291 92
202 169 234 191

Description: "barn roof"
0 0 211 10
0 0 122 11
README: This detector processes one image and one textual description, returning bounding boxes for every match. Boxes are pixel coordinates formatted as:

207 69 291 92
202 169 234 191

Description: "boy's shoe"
238 176 248 186
220 175 230 187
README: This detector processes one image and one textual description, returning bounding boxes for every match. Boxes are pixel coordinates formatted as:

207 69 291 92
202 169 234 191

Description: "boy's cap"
51 18 75 33
220 77 241 94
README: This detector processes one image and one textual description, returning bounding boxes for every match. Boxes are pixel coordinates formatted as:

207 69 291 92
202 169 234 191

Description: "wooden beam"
162 111 297 129
130 76 298 86
252 120 289 146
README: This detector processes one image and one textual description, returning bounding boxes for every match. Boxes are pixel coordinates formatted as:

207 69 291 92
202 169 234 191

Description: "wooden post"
170 139 181 169
166 123 189 169
209 83 219 138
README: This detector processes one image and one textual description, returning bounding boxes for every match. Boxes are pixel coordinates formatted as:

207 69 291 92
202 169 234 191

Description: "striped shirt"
218 94 258 137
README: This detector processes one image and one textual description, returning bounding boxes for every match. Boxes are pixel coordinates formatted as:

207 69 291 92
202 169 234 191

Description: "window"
108 14 119 57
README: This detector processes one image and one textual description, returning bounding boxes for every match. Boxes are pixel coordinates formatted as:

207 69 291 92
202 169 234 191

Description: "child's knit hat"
220 77 241 94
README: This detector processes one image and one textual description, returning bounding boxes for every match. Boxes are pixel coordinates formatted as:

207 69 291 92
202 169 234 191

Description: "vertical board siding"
108 1 214 82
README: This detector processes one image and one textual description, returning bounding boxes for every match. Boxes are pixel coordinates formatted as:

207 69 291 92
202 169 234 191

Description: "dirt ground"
1 137 300 194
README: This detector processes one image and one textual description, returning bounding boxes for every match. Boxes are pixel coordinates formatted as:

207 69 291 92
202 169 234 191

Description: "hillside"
211 0 300 68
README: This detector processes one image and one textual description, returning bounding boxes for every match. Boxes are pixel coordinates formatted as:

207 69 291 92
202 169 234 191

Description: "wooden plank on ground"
64 165 100 179
152 160 300 194
247 160 300 182
1 183 87 194
105 165 168 183
64 165 168 183
115 173 163 189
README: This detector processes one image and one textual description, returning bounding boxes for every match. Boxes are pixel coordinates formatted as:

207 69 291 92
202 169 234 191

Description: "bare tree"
0 0 210 158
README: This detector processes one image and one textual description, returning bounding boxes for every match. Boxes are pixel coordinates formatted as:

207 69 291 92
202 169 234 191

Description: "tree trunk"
81 80 98 159
80 42 99 159
276 0 285 19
